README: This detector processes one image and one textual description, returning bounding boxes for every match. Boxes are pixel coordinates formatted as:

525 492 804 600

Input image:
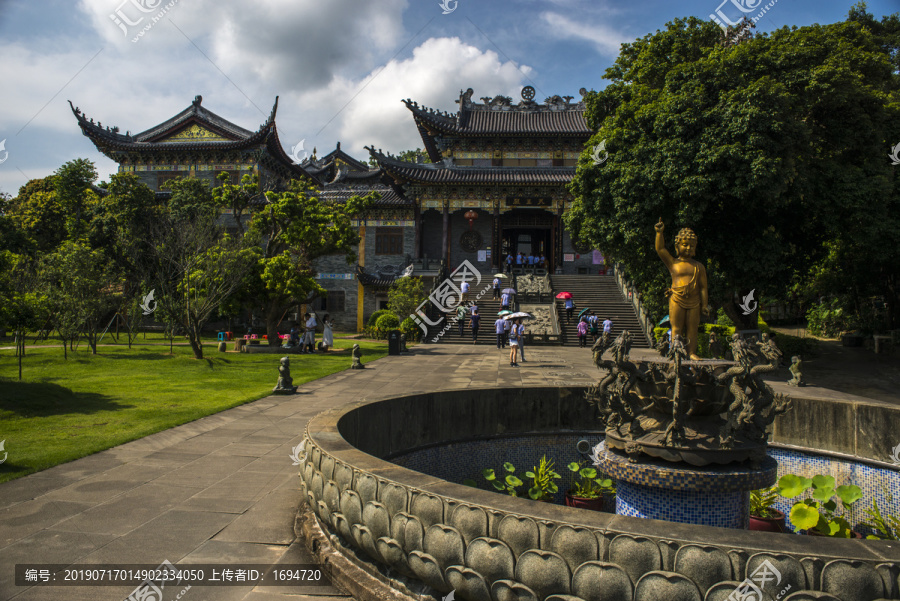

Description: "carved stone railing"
613 264 654 347
297 386 900 601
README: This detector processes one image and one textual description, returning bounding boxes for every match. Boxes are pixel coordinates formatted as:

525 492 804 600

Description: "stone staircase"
550 274 651 348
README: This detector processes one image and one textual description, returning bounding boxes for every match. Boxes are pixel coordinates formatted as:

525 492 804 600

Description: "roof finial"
193 95 202 106
336 141 341 150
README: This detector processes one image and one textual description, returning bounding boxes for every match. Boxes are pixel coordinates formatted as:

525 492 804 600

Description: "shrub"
400 317 419 339
772 332 819 359
367 309 391 327
374 313 400 336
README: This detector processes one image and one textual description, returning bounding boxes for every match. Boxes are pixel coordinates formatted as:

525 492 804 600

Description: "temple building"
70 95 317 196
71 88 609 333
367 86 601 275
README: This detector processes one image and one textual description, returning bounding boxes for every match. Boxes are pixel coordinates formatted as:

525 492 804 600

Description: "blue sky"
0 0 895 195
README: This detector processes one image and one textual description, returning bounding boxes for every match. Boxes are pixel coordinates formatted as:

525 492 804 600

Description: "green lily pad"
777 474 812 498
836 485 863 506
790 503 820 530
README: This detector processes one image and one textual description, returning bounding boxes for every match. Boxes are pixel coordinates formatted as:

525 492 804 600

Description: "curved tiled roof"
69 96 319 184
367 147 576 186
403 98 591 138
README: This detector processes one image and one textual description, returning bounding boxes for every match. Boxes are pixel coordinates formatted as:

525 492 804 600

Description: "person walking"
588 311 599 343
495 315 506 349
577 317 589 348
565 297 575 323
505 254 513 273
516 319 527 362
460 280 470 302
603 317 614 337
303 312 317 353
470 308 480 343
456 304 467 337
508 318 520 366
322 314 334 350
492 276 501 299
500 292 510 310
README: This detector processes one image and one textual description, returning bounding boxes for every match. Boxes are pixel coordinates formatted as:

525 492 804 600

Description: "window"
375 227 403 255
323 291 345 312
157 171 188 190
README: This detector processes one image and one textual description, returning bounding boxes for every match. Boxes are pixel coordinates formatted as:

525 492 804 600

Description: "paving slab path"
0 342 893 601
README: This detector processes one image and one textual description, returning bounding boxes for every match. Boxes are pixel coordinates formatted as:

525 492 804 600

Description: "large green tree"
5 177 67 254
247 179 374 344
566 8 900 327
55 158 98 240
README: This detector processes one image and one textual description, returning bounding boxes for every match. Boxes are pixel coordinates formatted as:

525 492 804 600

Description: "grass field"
0 339 388 483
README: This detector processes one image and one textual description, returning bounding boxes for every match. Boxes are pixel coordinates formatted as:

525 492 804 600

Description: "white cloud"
540 11 626 55
304 37 532 158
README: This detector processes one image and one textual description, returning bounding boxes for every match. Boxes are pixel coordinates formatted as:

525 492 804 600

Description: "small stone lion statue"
787 355 805 387
273 356 297 394
351 344 365 369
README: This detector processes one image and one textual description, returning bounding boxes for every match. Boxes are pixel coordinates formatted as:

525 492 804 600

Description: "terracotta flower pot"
565 492 605 512
749 509 786 532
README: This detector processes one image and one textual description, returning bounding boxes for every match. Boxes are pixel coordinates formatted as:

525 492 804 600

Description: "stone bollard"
351 344 365 369
218 341 227 353
273 356 298 394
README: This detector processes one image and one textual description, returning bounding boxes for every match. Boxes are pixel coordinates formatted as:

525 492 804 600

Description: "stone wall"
299 386 900 601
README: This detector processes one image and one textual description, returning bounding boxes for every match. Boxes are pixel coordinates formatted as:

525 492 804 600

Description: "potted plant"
776 474 863 538
565 461 614 511
525 455 561 502
749 486 786 532
482 462 525 496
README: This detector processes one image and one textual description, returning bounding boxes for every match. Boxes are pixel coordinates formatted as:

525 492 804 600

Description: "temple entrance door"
500 210 554 268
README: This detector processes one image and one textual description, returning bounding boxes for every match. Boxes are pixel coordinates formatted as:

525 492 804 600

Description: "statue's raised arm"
655 218 674 269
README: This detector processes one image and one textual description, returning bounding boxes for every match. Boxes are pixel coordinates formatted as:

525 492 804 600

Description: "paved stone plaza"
0 344 893 601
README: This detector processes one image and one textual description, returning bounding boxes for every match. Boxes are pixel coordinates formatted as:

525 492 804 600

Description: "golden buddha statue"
655 219 709 360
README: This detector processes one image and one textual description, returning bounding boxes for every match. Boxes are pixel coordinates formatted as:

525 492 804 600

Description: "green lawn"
0 339 388 483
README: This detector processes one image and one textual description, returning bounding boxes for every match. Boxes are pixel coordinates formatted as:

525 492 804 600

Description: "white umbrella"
503 312 533 320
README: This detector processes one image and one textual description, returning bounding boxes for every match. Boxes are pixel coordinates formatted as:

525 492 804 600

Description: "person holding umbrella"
500 291 510 310
508 317 520 367
494 313 506 349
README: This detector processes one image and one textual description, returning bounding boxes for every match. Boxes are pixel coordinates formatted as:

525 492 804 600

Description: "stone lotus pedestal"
588 331 792 530
596 440 776 529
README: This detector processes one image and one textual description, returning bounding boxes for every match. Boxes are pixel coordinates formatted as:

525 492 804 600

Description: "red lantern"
464 209 478 230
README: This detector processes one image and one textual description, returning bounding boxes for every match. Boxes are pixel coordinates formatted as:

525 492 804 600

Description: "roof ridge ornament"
193 95 202 107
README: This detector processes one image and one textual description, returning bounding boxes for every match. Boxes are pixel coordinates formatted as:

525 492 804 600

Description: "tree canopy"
566 6 900 327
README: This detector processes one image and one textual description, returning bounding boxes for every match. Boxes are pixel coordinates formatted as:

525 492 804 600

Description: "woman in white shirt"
322 314 335 350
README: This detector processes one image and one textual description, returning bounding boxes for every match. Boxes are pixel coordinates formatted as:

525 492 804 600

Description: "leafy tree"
88 172 162 285
143 177 254 359
55 158 98 239
211 171 260 236
0 252 45 379
5 177 67 254
566 11 900 328
388 276 426 321
40 241 120 355
247 179 374 344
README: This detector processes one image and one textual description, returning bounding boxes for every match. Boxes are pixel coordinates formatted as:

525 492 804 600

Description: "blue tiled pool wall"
616 481 749 529
767 447 900 535
387 434 900 532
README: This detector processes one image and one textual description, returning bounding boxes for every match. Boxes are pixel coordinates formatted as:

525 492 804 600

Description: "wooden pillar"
493 205 501 270
356 225 366 333
413 204 422 259
442 206 449 265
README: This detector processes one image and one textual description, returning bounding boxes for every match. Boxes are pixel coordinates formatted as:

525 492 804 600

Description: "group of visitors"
577 313 613 348
504 252 547 272
491 277 513 308
495 315 527 366
286 312 335 353
450 302 482 343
